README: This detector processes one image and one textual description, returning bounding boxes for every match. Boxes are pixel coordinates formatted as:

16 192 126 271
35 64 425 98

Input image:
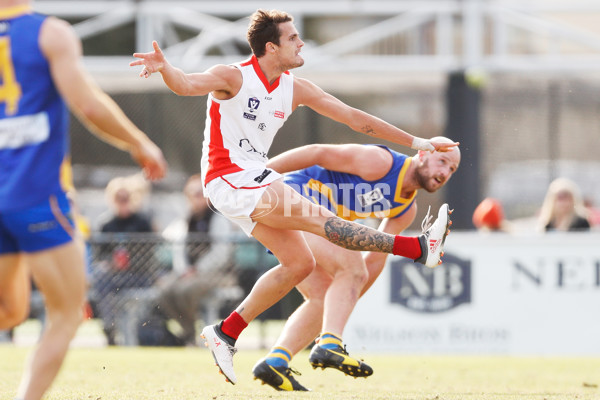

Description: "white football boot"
201 324 238 384
415 203 452 268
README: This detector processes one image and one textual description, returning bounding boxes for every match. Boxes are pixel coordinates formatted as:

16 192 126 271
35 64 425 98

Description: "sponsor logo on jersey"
274 110 285 119
258 123 266 131
239 139 267 158
357 187 385 207
254 169 272 183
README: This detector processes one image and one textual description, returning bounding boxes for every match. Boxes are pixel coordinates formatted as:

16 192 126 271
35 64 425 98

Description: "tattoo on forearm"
362 125 376 135
324 217 394 253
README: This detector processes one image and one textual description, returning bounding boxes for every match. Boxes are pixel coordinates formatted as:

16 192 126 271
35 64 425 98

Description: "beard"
415 165 442 193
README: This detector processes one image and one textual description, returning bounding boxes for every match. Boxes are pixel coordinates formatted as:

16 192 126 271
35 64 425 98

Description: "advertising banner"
345 232 600 355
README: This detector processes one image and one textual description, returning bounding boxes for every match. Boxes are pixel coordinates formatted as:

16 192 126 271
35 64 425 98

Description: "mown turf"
1 344 599 400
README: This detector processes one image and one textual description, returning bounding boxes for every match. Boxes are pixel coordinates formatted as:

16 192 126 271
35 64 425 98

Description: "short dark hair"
247 9 293 57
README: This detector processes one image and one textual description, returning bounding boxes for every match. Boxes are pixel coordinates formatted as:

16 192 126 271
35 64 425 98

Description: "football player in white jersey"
131 9 458 387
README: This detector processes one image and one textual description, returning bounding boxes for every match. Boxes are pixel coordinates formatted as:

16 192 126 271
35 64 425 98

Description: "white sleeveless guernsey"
201 55 294 186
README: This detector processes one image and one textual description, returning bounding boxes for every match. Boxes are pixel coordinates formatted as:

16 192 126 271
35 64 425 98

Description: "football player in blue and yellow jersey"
252 139 460 391
0 2 167 399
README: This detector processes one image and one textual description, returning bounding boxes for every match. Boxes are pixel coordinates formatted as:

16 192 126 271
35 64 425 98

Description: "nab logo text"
390 253 471 313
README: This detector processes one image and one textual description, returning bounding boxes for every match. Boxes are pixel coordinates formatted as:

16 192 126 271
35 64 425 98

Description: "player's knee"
340 262 369 288
287 253 316 282
46 305 84 335
353 266 369 287
0 303 29 330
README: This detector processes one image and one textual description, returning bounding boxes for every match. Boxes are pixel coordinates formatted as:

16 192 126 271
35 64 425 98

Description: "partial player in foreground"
131 8 457 386
0 2 167 400
251 140 460 391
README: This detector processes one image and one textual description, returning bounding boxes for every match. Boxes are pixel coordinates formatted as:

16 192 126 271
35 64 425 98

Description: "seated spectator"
91 174 159 345
538 177 590 232
153 174 236 346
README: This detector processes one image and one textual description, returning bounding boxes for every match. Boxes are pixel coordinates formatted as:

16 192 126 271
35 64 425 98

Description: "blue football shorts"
0 192 75 254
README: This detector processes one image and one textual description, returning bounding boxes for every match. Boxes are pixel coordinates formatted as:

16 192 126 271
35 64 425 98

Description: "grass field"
1 322 599 399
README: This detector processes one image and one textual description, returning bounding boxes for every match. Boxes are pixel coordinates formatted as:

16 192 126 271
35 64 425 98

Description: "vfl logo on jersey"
390 253 471 313
243 97 261 121
357 188 385 207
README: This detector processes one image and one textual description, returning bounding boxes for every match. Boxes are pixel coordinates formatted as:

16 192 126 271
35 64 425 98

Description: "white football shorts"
204 168 282 236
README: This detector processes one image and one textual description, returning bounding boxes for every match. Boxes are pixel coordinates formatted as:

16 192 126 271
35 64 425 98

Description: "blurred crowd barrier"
70 233 302 346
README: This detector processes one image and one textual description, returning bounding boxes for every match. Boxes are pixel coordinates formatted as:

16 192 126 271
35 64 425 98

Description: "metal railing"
34 0 600 74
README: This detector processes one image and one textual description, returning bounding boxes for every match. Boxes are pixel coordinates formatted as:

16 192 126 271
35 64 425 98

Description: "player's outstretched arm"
293 77 459 152
268 143 392 181
40 17 167 180
130 41 239 97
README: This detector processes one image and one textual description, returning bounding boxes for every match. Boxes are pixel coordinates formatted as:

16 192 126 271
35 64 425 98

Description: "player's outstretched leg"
414 203 452 268
252 358 309 391
201 323 238 384
308 333 373 377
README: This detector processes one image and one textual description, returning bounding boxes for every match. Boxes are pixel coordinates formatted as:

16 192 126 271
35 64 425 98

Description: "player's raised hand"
130 41 166 78
430 139 460 153
412 137 460 152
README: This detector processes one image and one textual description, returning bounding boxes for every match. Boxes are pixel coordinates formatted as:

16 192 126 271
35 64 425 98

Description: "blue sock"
319 332 343 350
265 347 292 368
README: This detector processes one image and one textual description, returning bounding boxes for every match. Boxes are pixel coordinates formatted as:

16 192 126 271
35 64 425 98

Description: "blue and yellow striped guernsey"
284 145 416 220
0 6 71 212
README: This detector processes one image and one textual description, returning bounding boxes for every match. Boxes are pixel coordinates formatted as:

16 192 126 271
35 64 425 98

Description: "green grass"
1 323 599 399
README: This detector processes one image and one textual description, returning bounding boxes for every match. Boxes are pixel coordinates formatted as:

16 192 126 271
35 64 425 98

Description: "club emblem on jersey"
243 97 261 121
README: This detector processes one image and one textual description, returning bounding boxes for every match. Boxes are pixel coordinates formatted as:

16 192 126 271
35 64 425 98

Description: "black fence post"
444 71 481 230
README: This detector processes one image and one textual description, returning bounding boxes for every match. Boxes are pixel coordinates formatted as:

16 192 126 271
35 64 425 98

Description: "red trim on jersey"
204 101 243 185
243 55 290 94
220 175 273 190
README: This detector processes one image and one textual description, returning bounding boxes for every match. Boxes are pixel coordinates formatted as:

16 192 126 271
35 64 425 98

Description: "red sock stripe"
392 236 422 259
221 311 248 340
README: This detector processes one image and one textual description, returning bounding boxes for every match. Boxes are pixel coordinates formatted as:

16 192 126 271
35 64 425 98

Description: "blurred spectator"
584 197 600 228
152 174 236 346
91 174 158 345
538 177 590 232
98 174 154 233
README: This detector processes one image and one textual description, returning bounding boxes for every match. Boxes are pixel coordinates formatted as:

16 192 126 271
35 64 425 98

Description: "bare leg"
235 224 315 323
0 254 31 329
272 264 332 355
271 232 368 356
16 241 86 400
253 181 397 253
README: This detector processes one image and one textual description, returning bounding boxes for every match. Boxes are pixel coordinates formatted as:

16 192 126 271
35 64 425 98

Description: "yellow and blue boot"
309 333 373 377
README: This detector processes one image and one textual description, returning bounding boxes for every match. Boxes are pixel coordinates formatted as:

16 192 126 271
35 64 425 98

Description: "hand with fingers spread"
130 40 166 78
